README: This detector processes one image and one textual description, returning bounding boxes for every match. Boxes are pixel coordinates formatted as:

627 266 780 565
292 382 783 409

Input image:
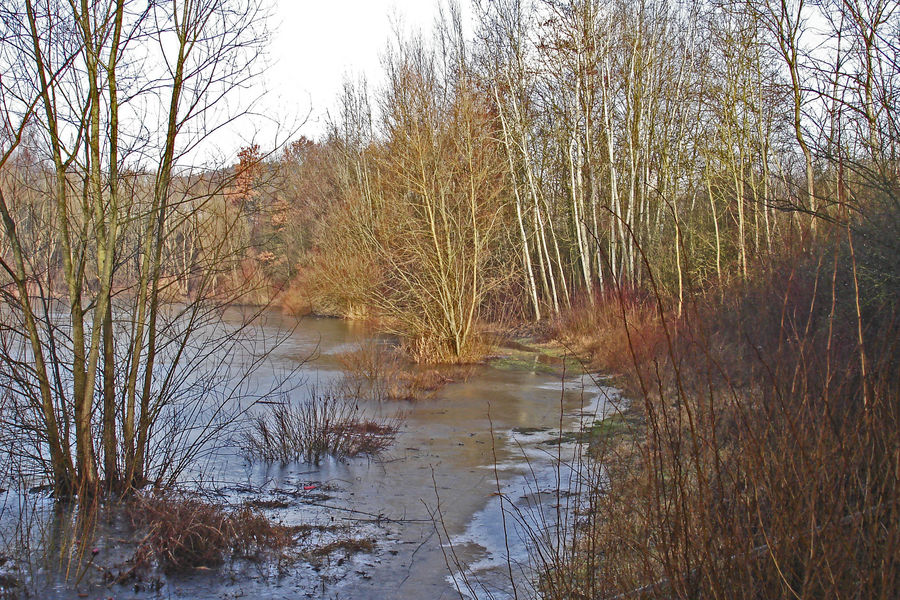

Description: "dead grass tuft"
128 492 295 573
337 340 450 401
311 537 375 557
242 388 403 464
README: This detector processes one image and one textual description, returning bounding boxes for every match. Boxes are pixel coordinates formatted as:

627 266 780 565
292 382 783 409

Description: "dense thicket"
275 0 898 361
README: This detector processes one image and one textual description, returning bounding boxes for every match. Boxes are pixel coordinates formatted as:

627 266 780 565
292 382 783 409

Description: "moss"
584 412 639 455
533 345 588 374
489 354 557 374
488 349 585 376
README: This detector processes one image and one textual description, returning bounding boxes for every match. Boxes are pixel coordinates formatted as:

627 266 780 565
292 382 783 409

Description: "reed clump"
242 389 402 464
337 340 451 401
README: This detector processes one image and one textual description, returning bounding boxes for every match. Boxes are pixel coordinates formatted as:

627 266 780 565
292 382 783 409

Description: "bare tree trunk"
494 84 541 320
0 188 75 492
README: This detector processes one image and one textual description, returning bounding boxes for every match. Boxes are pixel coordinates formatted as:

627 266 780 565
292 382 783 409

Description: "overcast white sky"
257 0 447 143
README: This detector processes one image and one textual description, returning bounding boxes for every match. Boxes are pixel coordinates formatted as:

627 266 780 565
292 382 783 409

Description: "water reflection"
1 315 619 599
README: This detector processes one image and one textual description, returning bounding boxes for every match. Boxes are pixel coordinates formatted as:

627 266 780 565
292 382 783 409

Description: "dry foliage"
129 492 294 573
538 235 899 599
550 288 669 391
242 389 402 464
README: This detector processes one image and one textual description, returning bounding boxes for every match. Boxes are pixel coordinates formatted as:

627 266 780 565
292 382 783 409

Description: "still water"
1 312 618 599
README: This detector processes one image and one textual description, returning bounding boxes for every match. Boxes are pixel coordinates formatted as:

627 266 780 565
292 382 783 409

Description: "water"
0 314 620 599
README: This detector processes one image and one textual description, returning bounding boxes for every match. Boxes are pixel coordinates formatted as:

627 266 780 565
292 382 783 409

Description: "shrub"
129 492 294 572
242 389 402 464
535 241 899 600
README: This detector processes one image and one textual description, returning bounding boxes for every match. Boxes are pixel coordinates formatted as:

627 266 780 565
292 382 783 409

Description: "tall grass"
242 388 402 464
549 287 668 395
337 339 450 401
530 229 899 599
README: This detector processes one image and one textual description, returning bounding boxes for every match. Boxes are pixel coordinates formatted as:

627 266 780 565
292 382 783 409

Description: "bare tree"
0 0 283 498
374 24 508 360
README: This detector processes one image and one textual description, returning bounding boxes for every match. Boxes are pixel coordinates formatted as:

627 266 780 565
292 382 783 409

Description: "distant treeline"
259 0 899 360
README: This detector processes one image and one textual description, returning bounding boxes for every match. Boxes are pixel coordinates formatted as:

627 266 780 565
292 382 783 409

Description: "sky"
258 0 448 143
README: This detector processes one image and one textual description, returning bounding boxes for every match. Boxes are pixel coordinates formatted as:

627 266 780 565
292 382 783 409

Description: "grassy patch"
535 412 636 448
488 343 586 376
588 412 632 444
489 354 557 374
